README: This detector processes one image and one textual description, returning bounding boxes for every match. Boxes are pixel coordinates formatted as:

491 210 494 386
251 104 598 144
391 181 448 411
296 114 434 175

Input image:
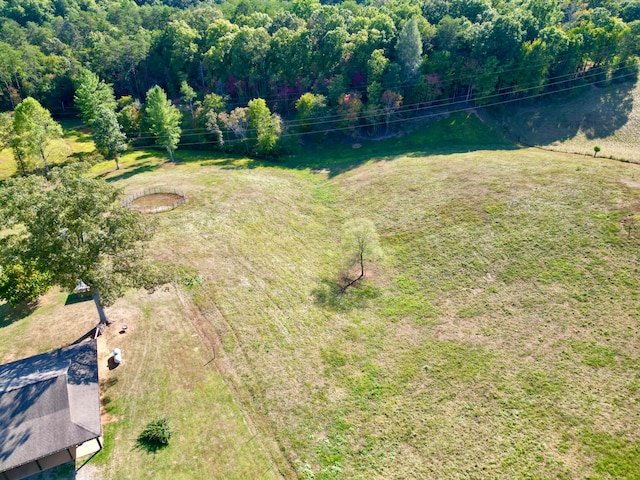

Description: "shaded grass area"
497 79 640 162
88 112 513 183
103 134 640 479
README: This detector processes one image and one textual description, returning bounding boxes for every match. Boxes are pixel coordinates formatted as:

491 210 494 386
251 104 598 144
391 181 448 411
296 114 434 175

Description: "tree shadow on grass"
0 301 38 328
312 277 381 312
497 79 637 147
64 129 93 143
99 111 517 182
103 163 162 183
64 291 93 305
221 112 519 178
134 437 169 454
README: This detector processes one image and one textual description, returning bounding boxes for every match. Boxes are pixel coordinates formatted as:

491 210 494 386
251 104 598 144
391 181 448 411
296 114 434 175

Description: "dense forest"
1 0 639 156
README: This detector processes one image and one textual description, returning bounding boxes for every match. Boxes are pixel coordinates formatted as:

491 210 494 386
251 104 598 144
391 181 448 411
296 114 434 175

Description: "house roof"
0 340 101 472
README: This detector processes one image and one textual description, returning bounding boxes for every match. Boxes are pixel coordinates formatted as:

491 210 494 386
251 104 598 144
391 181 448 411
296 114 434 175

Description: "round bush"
138 417 172 448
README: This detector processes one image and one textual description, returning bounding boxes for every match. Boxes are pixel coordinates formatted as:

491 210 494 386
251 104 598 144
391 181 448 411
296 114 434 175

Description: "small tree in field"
340 218 382 291
593 145 601 157
92 105 127 170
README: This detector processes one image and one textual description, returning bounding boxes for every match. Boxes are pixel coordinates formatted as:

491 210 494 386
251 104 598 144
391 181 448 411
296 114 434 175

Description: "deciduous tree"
180 80 197 123
91 105 127 170
247 98 282 156
0 260 52 307
340 218 382 291
1 111 30 176
0 165 156 320
381 90 403 133
295 92 327 133
219 107 249 152
13 97 65 176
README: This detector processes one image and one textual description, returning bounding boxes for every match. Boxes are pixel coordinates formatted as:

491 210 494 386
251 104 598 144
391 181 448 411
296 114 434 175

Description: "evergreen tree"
396 18 423 83
144 86 182 162
74 68 116 125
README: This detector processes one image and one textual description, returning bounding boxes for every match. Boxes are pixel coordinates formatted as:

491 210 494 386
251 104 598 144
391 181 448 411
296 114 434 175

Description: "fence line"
123 187 187 213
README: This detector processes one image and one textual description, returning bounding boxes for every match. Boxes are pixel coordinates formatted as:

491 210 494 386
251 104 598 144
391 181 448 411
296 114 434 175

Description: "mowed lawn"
1 112 640 478
87 115 640 479
0 288 281 479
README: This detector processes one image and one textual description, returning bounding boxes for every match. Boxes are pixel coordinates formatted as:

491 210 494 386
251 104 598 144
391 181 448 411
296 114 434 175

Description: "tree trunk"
341 251 366 292
1 77 14 108
92 290 110 325
115 154 121 170
167 146 175 162
39 146 49 178
15 150 27 176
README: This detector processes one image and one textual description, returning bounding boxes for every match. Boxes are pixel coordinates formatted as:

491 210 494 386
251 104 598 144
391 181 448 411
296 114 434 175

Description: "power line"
36 42 628 116
124 68 636 151
125 61 630 141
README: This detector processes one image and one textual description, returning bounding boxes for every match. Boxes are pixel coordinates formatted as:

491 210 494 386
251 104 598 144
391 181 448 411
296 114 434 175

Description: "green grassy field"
2 108 640 478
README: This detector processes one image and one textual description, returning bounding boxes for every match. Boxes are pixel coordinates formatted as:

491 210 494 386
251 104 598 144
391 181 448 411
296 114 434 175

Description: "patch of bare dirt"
620 178 640 188
131 193 183 209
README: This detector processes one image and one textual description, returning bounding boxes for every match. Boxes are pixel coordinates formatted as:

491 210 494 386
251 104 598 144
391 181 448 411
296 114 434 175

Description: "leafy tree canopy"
0 164 155 306
13 97 64 175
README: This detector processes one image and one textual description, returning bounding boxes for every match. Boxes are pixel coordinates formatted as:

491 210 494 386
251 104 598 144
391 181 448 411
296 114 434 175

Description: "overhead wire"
123 61 632 142
124 67 636 151
119 60 624 139
40 41 626 117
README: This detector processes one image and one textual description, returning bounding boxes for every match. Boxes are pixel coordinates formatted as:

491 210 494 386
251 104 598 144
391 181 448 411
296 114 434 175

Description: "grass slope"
84 114 640 479
2 112 640 478
498 79 640 162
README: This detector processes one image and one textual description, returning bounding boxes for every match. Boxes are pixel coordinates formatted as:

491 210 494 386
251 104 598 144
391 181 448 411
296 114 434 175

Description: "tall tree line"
0 0 638 140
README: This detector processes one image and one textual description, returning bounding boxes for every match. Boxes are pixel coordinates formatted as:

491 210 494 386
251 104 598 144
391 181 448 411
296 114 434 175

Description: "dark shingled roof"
0 340 101 472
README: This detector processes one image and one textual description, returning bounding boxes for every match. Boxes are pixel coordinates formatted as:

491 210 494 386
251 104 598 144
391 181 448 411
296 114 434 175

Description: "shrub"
137 417 172 450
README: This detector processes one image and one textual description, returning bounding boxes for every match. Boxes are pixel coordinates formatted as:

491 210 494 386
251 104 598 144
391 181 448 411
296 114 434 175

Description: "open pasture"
1 111 640 478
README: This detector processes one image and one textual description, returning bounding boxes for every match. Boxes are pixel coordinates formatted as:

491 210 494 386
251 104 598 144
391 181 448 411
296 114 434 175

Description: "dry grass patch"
4 114 640 478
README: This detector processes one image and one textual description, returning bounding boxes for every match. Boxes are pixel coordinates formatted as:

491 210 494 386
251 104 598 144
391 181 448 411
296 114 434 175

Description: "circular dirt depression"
124 188 187 213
